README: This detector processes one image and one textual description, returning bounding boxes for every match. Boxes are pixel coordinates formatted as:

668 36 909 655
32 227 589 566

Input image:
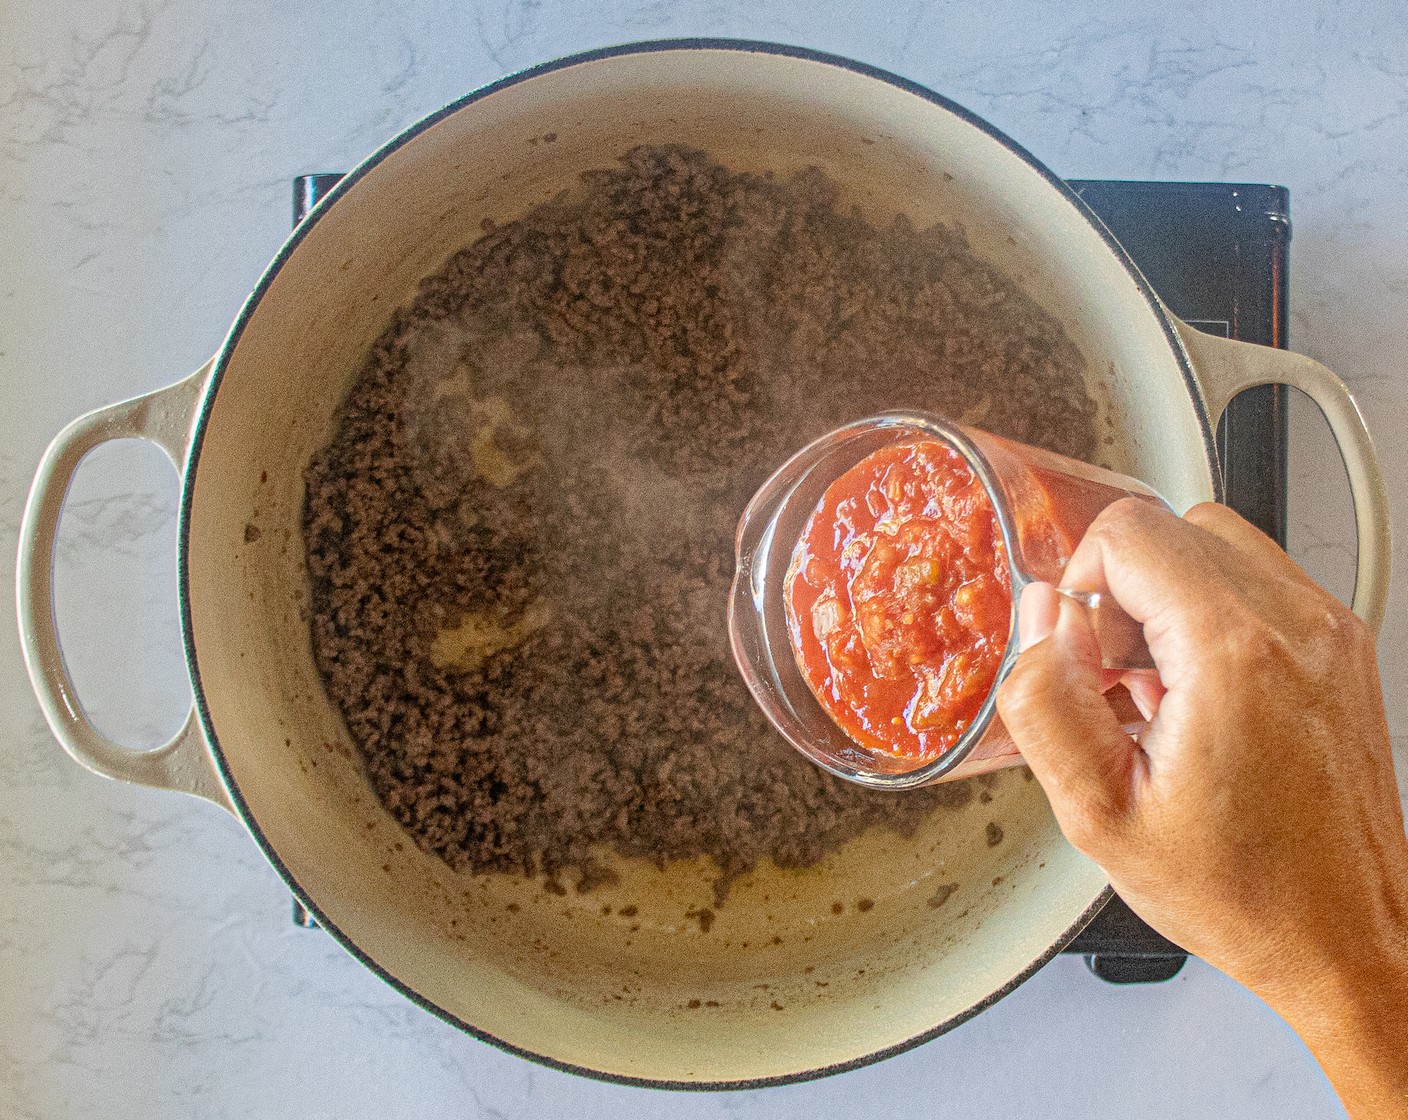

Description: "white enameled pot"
16 41 1390 1087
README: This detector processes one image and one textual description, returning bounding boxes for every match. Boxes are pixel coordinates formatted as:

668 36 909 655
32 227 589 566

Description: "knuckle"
1084 496 1178 553
1213 608 1293 672
1306 596 1375 674
1324 598 1372 647
1090 495 1161 536
1205 576 1370 681
1183 501 1236 531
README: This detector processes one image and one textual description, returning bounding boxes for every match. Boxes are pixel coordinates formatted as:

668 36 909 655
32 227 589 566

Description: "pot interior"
184 45 1216 1084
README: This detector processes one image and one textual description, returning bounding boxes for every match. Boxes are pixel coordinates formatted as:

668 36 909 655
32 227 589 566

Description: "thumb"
996 583 1139 849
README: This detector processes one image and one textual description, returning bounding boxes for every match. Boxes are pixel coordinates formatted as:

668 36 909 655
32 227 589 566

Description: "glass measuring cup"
727 412 1168 789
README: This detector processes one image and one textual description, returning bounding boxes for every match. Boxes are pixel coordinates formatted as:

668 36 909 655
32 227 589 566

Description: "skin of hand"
995 499 1408 1117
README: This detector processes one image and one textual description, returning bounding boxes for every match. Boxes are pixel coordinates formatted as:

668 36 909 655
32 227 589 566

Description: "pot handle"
15 361 235 814
1175 320 1391 634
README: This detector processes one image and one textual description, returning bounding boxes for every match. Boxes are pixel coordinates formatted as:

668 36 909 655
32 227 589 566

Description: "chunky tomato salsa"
784 439 1012 762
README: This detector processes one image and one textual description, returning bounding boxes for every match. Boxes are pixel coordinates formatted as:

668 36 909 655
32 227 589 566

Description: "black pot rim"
178 37 1212 1092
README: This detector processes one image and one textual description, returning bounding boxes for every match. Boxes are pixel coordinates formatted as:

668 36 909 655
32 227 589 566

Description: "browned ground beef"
304 145 1096 897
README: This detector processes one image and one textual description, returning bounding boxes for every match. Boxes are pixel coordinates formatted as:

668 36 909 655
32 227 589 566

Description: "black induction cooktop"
1062 180 1289 983
288 174 1291 986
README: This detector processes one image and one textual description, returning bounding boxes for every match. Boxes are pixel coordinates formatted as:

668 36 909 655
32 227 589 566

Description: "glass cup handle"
1055 588 1154 671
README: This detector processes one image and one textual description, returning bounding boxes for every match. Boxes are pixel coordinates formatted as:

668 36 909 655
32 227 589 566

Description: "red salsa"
784 439 1012 763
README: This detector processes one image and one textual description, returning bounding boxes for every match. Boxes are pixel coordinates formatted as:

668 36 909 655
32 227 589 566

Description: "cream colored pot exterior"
16 42 1390 1087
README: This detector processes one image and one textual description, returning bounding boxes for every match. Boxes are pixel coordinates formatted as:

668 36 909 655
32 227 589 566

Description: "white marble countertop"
4 2 1405 1117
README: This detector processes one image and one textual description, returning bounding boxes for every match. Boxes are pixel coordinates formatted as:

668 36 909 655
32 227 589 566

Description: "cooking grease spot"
986 822 1004 847
244 523 262 543
928 883 959 909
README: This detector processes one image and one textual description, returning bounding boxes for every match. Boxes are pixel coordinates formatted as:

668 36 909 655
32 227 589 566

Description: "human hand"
995 499 1408 1117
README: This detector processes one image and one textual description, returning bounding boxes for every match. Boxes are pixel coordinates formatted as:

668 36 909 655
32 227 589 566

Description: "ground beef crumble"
303 145 1095 899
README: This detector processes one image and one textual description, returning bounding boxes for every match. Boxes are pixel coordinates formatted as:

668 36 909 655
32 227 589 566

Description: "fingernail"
1018 582 1061 650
